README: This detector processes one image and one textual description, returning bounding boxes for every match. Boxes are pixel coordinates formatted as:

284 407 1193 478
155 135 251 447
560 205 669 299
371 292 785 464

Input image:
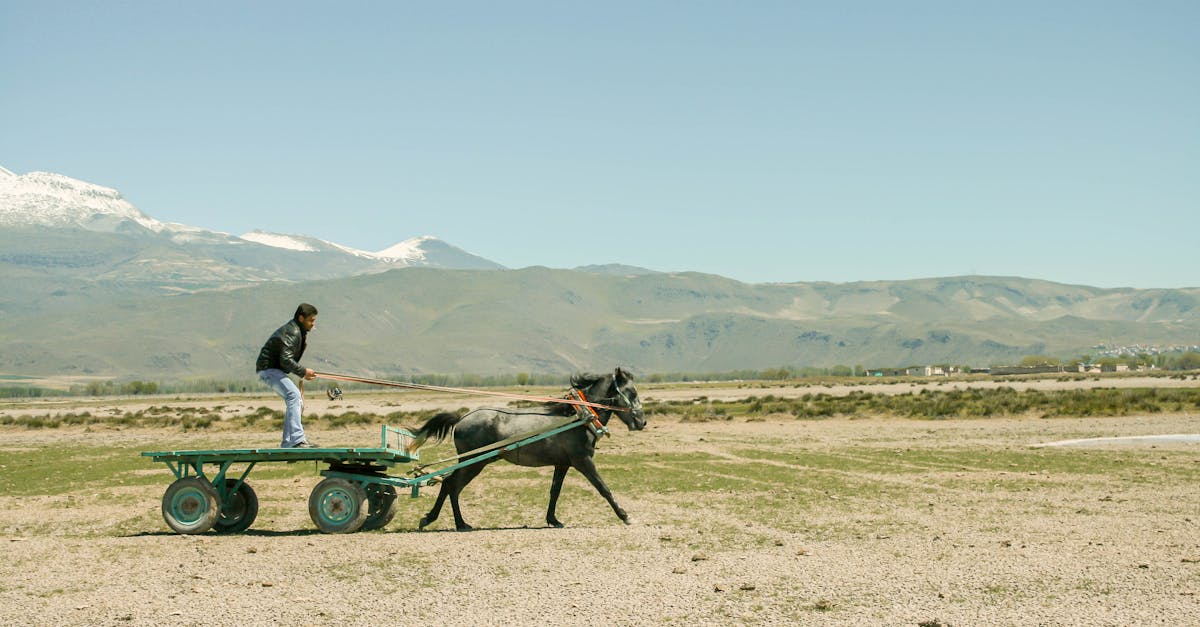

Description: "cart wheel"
308 477 368 533
361 484 398 531
162 477 220 534
214 479 259 534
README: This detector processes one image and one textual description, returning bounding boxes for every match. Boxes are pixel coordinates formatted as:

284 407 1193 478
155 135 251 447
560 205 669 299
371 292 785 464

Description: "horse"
406 367 645 531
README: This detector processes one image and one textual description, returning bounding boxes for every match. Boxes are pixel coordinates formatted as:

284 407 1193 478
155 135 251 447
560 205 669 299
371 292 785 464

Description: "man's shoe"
294 441 319 448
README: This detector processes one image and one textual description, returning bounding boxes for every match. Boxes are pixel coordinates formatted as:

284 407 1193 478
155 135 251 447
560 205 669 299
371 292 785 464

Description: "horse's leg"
571 455 630 524
419 470 455 529
545 464 569 528
447 460 489 531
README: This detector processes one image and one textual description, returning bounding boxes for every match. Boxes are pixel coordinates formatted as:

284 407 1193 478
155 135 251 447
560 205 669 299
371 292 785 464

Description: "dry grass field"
1 378 1198 625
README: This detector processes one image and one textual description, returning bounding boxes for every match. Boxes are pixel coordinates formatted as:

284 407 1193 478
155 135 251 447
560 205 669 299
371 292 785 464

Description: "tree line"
3 350 1197 399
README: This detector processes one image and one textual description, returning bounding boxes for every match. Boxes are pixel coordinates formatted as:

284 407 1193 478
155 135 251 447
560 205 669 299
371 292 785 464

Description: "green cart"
143 416 592 534
143 425 419 534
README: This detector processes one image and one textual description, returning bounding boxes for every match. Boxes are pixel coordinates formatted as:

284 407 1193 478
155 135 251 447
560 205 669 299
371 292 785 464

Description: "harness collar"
569 388 610 440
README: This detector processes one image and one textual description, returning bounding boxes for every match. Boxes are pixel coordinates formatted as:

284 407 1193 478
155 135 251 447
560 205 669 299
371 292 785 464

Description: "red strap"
573 388 602 419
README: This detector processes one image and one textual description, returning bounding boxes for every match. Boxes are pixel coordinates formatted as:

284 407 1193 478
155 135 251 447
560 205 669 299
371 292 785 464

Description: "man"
256 303 319 448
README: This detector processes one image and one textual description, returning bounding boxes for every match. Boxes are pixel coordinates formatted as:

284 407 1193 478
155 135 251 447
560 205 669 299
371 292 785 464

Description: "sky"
2 1 1197 288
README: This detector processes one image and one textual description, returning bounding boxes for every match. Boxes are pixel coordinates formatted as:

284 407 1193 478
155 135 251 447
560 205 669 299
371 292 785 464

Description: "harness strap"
411 388 616 474
409 414 583 474
571 389 610 440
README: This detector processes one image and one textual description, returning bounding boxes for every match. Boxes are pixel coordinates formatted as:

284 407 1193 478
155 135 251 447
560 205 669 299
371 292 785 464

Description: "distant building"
865 365 961 377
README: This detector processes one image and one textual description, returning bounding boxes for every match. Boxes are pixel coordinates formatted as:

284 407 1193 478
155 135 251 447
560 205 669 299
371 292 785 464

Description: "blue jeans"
258 369 306 447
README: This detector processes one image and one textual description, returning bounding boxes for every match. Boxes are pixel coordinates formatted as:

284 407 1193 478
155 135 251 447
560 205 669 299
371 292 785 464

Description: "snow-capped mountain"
0 166 167 232
0 166 231 247
0 165 503 286
375 235 436 261
238 230 502 270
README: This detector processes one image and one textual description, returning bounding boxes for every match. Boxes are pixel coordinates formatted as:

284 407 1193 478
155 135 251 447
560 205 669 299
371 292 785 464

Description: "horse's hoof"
547 519 564 529
418 516 433 530
622 517 633 526
455 523 474 532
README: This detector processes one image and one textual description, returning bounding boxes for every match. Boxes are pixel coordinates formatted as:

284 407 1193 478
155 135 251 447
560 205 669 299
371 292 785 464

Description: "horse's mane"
542 372 608 416
570 372 607 389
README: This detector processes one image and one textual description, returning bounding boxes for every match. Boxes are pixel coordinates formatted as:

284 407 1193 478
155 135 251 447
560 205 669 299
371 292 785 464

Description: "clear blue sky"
3 1 1197 287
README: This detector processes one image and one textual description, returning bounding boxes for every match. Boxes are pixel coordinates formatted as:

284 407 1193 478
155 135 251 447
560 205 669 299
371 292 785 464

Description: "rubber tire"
361 484 398 531
162 477 220 534
308 477 368 534
214 478 259 534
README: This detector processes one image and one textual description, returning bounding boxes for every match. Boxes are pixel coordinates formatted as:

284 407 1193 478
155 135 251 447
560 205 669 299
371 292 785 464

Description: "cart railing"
382 424 414 451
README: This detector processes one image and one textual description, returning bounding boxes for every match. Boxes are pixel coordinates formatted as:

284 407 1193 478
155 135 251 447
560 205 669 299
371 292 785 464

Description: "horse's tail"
406 412 463 453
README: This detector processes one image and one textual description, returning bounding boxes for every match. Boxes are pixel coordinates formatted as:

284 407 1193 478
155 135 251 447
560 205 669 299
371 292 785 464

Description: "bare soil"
1 382 1198 625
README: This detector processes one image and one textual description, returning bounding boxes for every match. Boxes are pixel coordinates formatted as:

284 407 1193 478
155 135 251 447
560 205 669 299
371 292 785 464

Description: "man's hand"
304 368 316 381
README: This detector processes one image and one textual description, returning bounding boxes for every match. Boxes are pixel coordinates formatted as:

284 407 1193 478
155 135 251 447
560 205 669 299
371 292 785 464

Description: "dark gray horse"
407 368 645 531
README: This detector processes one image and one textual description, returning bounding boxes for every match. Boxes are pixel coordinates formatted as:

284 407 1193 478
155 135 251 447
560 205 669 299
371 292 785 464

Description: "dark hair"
294 303 318 320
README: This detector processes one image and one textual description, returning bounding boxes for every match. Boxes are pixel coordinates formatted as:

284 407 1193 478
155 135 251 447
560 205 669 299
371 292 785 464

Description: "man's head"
294 303 318 332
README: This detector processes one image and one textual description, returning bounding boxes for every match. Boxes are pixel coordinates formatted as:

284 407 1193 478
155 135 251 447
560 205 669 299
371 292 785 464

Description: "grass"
588 443 1200 540
2 385 1196 432
0 440 323 498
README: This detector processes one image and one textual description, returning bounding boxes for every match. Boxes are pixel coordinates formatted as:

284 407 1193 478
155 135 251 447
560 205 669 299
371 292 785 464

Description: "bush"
641 386 1200 420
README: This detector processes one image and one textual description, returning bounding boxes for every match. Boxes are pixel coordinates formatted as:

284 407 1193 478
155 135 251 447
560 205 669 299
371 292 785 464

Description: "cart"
142 416 594 534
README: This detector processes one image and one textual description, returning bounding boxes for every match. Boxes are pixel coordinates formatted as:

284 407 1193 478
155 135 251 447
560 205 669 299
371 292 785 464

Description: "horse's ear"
613 367 629 386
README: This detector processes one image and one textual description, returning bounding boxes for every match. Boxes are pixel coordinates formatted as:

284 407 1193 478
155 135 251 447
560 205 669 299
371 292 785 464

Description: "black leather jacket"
256 319 308 377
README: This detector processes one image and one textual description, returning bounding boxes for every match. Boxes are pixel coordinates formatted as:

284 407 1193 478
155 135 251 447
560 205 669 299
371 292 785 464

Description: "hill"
1 268 1196 379
3 165 1196 380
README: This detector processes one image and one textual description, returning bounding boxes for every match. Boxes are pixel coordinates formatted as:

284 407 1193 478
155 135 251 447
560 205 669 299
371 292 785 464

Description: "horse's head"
571 368 645 430
603 367 645 430
609 367 645 430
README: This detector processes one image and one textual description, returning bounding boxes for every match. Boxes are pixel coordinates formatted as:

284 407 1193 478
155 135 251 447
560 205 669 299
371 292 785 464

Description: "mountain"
573 264 659 276
1 267 1196 379
238 231 503 270
0 166 185 234
0 166 504 291
372 236 505 270
4 166 1198 380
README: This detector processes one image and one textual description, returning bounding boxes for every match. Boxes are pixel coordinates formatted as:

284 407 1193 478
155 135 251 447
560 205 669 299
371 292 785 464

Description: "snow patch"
239 230 318 252
374 235 436 261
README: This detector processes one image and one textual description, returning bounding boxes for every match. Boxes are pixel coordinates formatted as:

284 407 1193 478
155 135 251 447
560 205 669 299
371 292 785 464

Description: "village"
864 344 1200 377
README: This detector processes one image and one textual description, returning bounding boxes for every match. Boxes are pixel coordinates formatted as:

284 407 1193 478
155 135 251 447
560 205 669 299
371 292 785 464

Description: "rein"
313 371 624 412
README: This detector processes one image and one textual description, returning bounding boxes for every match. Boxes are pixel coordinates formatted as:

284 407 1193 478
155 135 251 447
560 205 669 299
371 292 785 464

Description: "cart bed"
142 446 416 466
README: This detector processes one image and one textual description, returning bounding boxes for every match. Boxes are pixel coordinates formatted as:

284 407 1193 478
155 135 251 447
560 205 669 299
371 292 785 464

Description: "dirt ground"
1 381 1198 625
